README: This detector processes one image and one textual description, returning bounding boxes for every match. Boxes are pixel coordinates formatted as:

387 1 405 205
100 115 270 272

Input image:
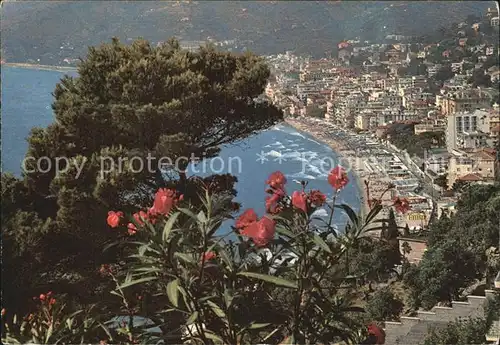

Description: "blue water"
1 66 360 226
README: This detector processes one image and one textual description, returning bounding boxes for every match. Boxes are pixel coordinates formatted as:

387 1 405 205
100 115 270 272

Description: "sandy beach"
285 118 396 224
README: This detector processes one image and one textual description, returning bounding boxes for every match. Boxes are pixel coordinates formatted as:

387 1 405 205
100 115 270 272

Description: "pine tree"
1 38 282 313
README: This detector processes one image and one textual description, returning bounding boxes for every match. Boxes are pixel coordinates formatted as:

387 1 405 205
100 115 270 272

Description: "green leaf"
206 300 227 322
178 207 198 221
223 289 234 309
197 210 207 223
312 233 332 253
166 279 179 308
186 311 198 325
118 276 157 289
162 212 180 243
335 204 360 228
204 331 224 344
216 245 233 271
365 204 383 225
275 224 295 238
237 272 298 289
249 322 271 329
174 252 194 264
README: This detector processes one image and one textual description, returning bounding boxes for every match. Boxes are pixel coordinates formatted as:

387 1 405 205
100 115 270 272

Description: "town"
264 6 499 259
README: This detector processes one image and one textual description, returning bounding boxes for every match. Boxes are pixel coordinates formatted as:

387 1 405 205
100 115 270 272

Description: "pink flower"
150 188 181 216
292 191 308 213
107 211 123 228
235 209 258 229
202 251 217 262
127 210 150 235
266 171 287 190
308 190 326 207
328 166 349 190
241 216 276 247
265 192 283 214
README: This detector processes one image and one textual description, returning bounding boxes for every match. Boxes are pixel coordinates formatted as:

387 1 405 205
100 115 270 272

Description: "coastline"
284 118 370 218
3 62 77 72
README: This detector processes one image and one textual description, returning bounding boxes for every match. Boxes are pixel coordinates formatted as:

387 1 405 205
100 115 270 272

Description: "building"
439 89 491 116
447 109 500 150
446 112 479 151
447 149 497 186
414 122 446 135
457 131 489 149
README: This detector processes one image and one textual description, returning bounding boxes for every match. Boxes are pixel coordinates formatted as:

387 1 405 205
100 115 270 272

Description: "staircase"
384 290 498 345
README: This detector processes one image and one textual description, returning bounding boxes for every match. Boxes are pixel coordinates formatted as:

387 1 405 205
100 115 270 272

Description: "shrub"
2 169 402 344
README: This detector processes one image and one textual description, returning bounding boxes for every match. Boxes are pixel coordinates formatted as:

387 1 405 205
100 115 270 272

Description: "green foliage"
1 38 282 314
366 287 404 322
423 317 488 345
385 123 445 158
433 65 454 83
404 184 500 310
469 68 492 87
2 178 388 344
434 174 448 190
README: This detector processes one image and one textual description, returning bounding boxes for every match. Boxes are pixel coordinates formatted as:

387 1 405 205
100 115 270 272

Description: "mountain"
0 0 492 63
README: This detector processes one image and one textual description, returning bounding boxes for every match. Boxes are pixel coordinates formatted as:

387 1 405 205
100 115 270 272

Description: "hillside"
1 0 492 63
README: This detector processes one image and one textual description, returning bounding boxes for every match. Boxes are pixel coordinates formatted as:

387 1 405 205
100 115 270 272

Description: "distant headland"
3 62 77 72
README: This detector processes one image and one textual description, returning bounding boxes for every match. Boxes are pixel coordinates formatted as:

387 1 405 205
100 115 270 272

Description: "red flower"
265 191 284 214
235 209 258 229
202 251 217 262
49 298 56 305
150 188 181 216
241 216 276 247
127 223 138 235
39 293 46 301
308 190 326 207
99 264 112 276
328 166 349 190
292 191 308 213
393 197 410 214
266 171 287 190
107 211 123 228
367 323 386 344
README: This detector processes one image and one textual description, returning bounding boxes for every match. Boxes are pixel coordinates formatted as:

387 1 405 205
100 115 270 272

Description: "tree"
469 68 492 87
434 65 454 83
403 239 479 310
1 38 283 314
366 287 404 322
434 174 448 190
423 317 488 345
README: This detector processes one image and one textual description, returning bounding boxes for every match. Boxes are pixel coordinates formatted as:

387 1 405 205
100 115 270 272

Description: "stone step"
467 295 487 309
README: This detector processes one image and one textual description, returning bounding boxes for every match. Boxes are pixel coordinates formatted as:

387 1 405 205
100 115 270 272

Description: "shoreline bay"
285 118 371 218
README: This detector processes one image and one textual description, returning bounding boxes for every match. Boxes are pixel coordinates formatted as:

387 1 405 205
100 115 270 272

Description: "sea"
1 66 361 229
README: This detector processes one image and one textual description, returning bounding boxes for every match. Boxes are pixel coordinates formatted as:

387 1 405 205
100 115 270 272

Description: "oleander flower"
328 166 349 190
127 210 150 235
292 191 308 213
265 190 284 214
308 190 327 207
235 209 258 229
150 188 182 216
393 197 411 214
241 216 276 247
202 251 217 262
107 211 123 228
266 171 287 190
367 323 386 344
